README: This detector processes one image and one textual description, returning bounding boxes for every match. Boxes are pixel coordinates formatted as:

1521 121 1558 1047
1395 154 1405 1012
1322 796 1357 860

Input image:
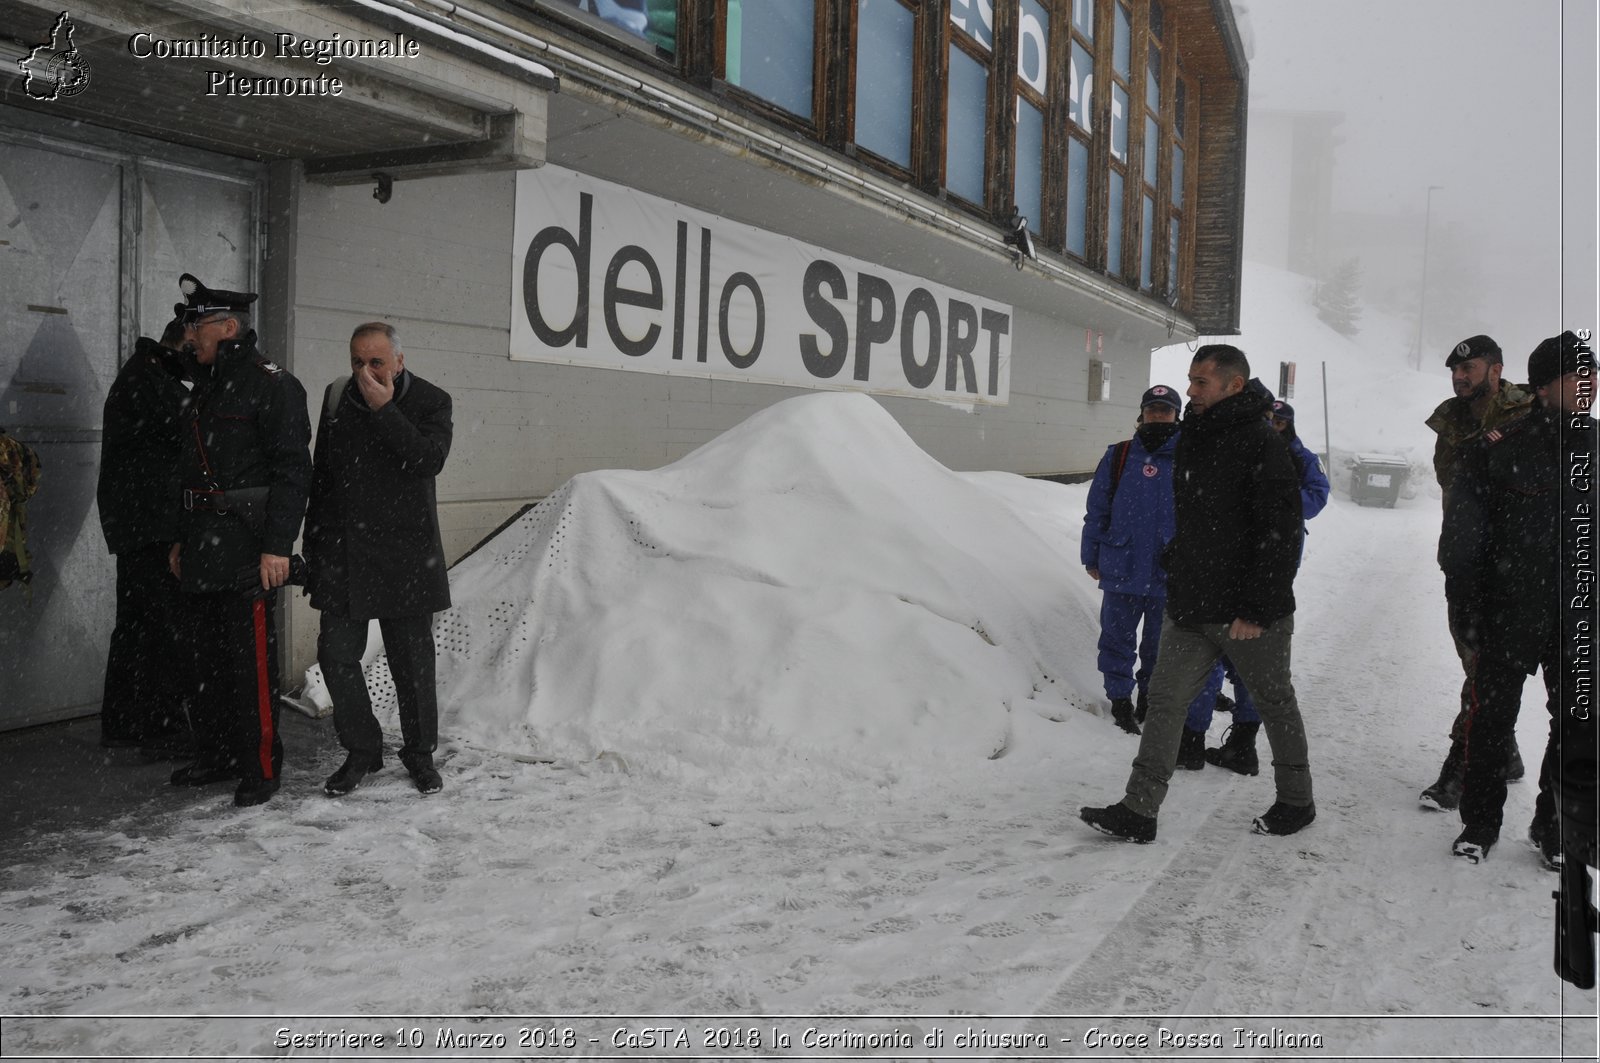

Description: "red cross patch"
1142 463 1159 478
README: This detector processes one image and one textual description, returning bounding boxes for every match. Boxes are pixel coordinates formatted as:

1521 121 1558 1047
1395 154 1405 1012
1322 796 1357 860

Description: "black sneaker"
324 751 383 797
1080 801 1157 843
1452 824 1497 863
234 776 280 807
1177 727 1206 770
1528 818 1563 871
1252 800 1316 836
1109 698 1141 736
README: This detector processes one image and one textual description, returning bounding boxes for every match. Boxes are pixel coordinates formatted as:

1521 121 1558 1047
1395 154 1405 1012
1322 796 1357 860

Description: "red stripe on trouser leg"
253 597 274 779
1461 651 1480 771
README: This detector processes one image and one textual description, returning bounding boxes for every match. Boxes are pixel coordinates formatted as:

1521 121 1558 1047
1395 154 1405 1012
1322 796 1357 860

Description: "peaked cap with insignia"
175 273 258 322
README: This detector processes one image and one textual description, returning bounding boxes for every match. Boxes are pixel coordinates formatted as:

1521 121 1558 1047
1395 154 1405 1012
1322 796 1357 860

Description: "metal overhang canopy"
0 0 555 180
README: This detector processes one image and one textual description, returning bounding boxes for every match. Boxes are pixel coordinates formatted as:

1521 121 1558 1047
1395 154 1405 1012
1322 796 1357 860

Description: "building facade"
0 0 1246 728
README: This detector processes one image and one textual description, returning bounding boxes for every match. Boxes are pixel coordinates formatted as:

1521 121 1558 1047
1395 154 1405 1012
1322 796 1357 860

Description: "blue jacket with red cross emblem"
1080 425 1179 597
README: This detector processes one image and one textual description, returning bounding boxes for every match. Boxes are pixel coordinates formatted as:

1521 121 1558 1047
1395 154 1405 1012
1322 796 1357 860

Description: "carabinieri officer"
167 273 311 807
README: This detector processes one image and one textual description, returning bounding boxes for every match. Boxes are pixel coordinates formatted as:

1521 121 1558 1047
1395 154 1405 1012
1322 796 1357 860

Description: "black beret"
1445 334 1501 368
1527 331 1595 390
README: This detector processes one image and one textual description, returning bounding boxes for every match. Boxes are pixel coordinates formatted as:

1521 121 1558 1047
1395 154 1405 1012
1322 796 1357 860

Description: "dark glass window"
546 0 677 56
1171 142 1184 207
1107 170 1124 275
1144 114 1159 185
855 0 915 167
1140 193 1154 290
1072 0 1094 39
950 0 993 50
727 0 815 118
1146 41 1160 110
1111 84 1129 161
1019 0 1049 93
1070 40 1093 131
946 43 988 203
1167 224 1179 299
1114 3 1131 76
1066 136 1089 257
1016 99 1044 231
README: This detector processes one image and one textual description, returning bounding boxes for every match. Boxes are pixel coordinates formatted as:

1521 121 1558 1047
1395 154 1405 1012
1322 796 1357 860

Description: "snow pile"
433 392 1090 774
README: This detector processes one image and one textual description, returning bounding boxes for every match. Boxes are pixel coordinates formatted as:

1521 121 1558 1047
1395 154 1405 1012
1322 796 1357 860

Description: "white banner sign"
509 165 1012 405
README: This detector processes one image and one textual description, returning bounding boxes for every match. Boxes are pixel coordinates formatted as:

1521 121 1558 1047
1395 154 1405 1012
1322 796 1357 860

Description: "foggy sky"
1236 0 1596 361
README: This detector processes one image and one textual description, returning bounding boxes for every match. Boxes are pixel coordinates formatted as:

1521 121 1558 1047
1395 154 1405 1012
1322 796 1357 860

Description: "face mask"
1137 421 1180 448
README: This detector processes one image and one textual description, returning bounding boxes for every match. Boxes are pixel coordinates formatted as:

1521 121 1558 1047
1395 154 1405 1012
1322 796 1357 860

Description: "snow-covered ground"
4 263 1595 1059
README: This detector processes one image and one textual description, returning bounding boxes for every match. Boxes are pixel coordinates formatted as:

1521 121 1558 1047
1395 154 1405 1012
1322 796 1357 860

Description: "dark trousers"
1459 649 1559 837
1097 591 1164 700
318 612 438 764
188 589 283 783
101 543 193 741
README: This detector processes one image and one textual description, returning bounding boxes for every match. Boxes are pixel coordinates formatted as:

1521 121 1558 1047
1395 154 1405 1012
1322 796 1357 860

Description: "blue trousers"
1185 656 1263 731
1098 591 1163 700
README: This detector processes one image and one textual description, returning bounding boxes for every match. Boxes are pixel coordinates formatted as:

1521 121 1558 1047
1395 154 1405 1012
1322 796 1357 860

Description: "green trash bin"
1350 453 1410 508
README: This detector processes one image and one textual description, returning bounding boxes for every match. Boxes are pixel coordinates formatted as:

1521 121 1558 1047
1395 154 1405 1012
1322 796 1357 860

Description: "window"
1137 8 1162 292
946 44 989 204
945 1 994 206
854 0 917 168
1062 0 1093 259
1013 0 1050 232
545 0 678 58
1105 1 1132 279
725 0 817 119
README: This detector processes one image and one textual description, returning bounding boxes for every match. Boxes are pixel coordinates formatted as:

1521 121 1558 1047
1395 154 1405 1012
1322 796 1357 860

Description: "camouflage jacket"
1425 381 1533 499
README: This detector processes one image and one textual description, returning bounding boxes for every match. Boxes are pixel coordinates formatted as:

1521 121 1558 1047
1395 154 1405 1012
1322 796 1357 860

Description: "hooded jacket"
1425 380 1533 498
1160 389 1303 626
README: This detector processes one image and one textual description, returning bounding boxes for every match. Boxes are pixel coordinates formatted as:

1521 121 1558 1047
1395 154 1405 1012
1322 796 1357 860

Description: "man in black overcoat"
1441 331 1597 865
168 274 312 808
304 321 453 796
1081 344 1313 842
97 314 194 754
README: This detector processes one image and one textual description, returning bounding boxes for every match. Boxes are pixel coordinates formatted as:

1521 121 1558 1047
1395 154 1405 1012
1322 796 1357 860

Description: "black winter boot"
1176 727 1206 770
1109 698 1141 735
1419 744 1465 811
1205 722 1260 776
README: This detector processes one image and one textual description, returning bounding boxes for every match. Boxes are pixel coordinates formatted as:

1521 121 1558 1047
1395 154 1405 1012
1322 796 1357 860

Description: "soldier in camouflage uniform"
1419 334 1533 811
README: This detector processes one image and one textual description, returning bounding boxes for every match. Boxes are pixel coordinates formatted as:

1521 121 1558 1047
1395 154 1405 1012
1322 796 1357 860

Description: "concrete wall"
283 170 1151 676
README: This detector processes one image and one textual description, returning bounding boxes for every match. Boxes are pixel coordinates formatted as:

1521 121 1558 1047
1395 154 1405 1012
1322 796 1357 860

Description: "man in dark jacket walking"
97 314 194 754
167 274 312 808
1081 344 1312 841
305 322 452 797
1441 331 1596 865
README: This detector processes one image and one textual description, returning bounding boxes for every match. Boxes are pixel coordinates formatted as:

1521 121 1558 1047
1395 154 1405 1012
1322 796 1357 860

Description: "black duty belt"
183 486 269 513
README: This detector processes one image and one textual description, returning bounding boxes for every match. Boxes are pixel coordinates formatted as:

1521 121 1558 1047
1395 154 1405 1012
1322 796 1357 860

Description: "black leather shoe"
324 752 383 796
170 758 240 787
234 776 280 807
403 755 442 795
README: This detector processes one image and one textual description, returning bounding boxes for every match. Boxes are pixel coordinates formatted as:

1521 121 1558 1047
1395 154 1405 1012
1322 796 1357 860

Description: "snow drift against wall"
430 392 1090 775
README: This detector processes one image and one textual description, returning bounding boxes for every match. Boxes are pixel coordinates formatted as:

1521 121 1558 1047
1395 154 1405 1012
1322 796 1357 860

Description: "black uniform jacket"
97 337 191 555
1439 404 1595 673
303 370 452 619
178 332 312 592
1161 389 1304 627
